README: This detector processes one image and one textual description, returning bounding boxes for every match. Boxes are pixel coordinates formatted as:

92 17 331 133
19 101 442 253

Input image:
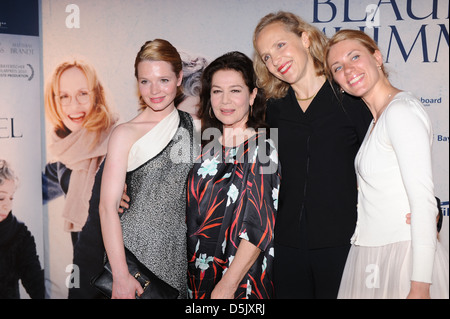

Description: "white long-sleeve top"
352 92 437 283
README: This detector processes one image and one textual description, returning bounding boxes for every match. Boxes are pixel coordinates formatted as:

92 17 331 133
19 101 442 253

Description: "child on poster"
0 159 45 299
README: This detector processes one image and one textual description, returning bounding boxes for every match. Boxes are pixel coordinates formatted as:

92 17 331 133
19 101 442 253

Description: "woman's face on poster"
57 67 94 133
0 179 15 222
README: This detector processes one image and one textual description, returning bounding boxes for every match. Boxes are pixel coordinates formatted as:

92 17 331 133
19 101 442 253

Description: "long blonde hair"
45 59 116 139
253 11 328 99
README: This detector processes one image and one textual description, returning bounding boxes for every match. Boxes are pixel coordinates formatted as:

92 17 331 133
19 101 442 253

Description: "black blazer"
266 81 372 249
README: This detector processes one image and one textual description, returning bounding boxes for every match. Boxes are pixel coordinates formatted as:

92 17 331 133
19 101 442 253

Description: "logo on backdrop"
313 0 449 64
0 118 23 139
0 63 34 81
436 134 449 143
442 201 449 217
1 40 36 81
420 96 443 106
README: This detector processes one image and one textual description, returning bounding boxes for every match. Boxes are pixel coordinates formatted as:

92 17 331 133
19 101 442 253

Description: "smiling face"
58 67 94 133
137 60 182 116
210 69 257 131
255 22 311 85
0 179 15 222
327 39 383 98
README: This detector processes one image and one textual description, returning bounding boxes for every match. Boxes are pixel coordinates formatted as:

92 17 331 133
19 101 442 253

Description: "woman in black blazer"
253 12 372 298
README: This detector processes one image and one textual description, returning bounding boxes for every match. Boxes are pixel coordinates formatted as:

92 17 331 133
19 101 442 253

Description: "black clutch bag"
91 247 179 299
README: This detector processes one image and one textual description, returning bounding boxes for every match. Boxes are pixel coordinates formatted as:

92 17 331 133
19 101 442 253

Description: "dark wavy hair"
198 51 267 146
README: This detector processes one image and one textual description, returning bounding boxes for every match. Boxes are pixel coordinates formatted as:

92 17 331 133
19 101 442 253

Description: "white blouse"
127 108 180 172
353 92 438 283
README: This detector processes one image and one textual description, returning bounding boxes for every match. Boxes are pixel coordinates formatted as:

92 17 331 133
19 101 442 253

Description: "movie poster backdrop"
0 0 45 299
38 0 450 298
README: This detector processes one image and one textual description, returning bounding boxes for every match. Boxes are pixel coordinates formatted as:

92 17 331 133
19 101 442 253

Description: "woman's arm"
211 138 280 299
99 125 143 299
118 183 129 213
17 225 45 299
210 239 261 299
386 98 437 298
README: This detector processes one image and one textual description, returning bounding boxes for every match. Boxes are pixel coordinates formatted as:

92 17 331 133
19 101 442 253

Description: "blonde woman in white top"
325 29 449 299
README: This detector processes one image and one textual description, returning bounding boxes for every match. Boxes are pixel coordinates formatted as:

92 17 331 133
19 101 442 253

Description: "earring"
377 65 382 70
209 107 214 118
249 105 253 117
340 88 345 94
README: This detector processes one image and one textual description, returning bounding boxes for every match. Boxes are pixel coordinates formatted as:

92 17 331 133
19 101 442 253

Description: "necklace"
296 92 317 101
295 77 326 102
373 93 394 124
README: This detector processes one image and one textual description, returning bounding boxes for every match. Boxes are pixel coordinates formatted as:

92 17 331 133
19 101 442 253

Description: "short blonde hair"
45 59 115 139
134 39 183 111
253 11 328 99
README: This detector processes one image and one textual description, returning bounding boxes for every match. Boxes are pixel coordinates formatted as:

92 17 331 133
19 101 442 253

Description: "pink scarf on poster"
48 126 113 232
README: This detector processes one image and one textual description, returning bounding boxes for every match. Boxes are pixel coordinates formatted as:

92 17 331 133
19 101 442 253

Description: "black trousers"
274 216 350 299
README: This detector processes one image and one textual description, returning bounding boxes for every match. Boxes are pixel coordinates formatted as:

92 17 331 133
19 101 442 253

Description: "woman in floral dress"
186 51 281 299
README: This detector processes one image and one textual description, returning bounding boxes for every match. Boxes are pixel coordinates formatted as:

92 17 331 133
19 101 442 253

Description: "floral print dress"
186 132 281 299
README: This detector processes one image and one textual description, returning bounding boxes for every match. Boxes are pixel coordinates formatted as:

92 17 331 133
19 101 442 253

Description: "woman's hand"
406 281 431 299
210 277 238 299
118 183 130 213
210 239 261 299
112 273 144 299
